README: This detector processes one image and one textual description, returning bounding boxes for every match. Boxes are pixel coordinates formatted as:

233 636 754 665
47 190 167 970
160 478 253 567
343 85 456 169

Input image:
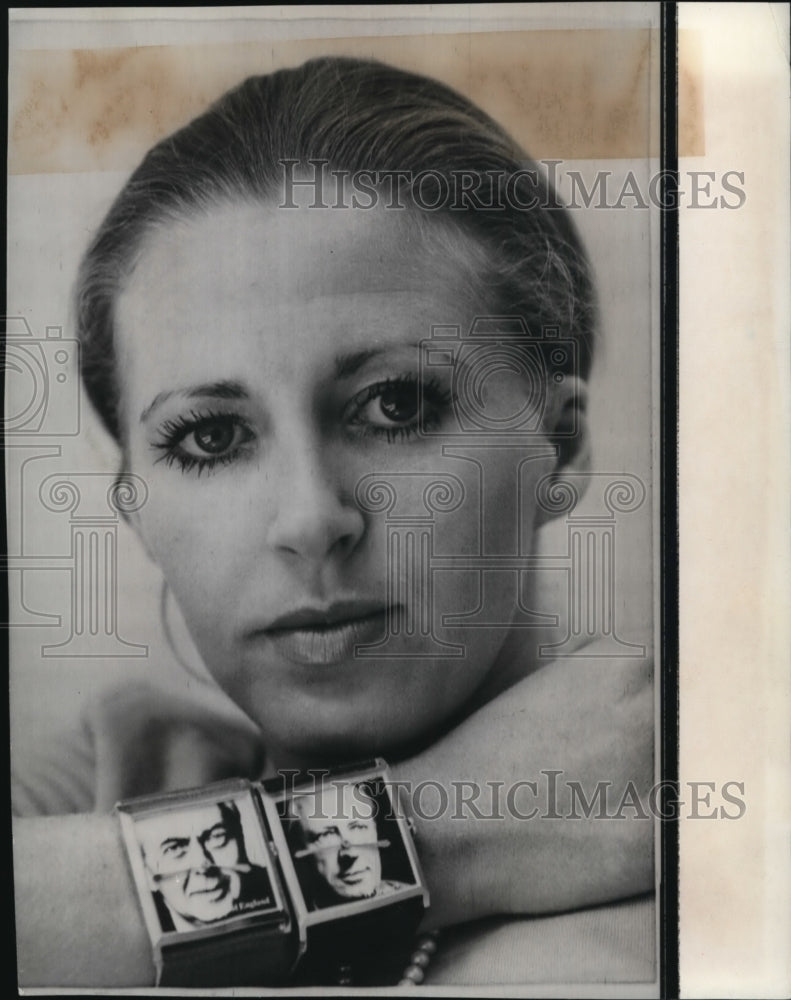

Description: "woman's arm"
395 645 654 930
14 813 154 986
14 643 653 986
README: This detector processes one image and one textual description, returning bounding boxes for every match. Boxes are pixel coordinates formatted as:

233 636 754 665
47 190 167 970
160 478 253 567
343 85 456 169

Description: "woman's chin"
260 713 421 770
245 692 455 770
214 643 503 767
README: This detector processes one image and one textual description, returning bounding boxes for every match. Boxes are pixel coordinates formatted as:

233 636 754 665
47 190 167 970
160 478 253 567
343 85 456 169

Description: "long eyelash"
151 408 252 475
156 449 241 476
348 374 453 442
352 373 449 407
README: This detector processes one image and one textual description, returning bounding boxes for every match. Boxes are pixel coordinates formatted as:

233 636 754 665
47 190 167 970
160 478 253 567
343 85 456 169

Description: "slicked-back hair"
75 56 596 442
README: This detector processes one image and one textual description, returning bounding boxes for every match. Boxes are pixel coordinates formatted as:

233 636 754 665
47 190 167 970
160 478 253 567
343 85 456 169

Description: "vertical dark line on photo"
660 3 680 999
1 10 19 994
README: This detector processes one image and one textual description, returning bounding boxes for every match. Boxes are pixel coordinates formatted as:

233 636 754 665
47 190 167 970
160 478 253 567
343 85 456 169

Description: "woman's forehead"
115 200 490 407
125 199 485 304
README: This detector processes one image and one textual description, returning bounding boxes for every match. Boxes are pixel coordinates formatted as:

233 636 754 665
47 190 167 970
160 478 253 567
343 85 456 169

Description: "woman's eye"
186 419 246 456
346 376 451 442
368 382 420 425
153 411 256 474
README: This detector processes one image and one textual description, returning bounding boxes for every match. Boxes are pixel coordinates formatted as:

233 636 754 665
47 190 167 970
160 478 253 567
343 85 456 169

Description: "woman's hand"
85 679 265 812
14 645 653 985
392 640 654 929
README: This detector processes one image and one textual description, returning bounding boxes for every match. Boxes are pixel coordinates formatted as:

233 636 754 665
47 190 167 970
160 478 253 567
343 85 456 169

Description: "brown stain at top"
73 48 135 89
9 28 704 175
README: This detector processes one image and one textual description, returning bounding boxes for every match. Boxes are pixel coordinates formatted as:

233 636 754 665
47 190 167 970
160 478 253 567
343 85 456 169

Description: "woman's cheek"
139 492 252 607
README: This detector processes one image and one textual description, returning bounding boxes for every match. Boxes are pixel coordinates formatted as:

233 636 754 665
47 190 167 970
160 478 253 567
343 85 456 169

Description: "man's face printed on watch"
292 785 383 901
137 802 244 925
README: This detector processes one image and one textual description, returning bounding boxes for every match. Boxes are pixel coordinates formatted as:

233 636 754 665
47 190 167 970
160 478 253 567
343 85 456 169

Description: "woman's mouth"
262 601 392 666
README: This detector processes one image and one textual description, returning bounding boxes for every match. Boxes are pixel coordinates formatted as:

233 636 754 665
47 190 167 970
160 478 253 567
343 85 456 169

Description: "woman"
14 57 655 987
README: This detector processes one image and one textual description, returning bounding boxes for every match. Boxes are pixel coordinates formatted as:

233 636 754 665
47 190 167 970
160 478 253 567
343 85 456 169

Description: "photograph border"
658 4 680 998
5 4 690 994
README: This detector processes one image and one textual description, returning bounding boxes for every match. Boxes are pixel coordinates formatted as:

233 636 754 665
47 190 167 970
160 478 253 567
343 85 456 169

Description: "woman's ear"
535 375 591 527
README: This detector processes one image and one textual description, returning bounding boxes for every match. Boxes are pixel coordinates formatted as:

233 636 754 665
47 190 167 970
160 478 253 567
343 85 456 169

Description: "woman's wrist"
14 814 156 987
387 646 654 927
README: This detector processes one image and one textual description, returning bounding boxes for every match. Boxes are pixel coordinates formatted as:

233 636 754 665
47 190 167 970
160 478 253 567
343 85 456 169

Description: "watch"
116 758 429 987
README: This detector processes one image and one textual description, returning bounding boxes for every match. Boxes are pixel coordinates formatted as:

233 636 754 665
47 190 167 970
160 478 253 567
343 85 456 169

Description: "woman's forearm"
14 814 155 987
14 649 653 985
392 648 654 930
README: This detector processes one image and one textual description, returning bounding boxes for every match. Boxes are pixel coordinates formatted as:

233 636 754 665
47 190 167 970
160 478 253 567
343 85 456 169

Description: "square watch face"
118 782 287 947
262 763 427 926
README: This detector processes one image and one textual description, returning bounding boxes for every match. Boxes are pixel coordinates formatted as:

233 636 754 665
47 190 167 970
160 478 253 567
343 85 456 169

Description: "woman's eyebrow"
139 348 420 421
333 344 419 380
140 380 248 422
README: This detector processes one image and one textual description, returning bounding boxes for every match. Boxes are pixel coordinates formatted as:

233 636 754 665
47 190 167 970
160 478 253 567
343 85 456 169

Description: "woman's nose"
265 441 365 563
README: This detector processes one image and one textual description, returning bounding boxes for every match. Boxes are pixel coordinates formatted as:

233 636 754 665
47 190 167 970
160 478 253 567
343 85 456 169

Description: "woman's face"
117 199 559 765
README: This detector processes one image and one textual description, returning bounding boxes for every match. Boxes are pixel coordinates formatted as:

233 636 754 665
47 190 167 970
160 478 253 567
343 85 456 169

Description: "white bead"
402 965 425 984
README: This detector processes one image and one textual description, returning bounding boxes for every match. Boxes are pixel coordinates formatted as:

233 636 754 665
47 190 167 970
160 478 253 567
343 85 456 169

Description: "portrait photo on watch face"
280 779 417 913
131 792 279 936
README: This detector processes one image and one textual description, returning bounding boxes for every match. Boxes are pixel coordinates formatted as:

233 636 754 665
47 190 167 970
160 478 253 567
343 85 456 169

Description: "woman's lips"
262 602 391 666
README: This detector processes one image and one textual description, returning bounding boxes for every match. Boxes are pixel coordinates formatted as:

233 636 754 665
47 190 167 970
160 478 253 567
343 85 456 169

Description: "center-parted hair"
75 56 596 442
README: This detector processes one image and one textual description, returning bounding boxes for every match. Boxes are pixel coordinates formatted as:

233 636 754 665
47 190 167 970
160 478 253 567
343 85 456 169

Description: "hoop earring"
159 579 213 686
